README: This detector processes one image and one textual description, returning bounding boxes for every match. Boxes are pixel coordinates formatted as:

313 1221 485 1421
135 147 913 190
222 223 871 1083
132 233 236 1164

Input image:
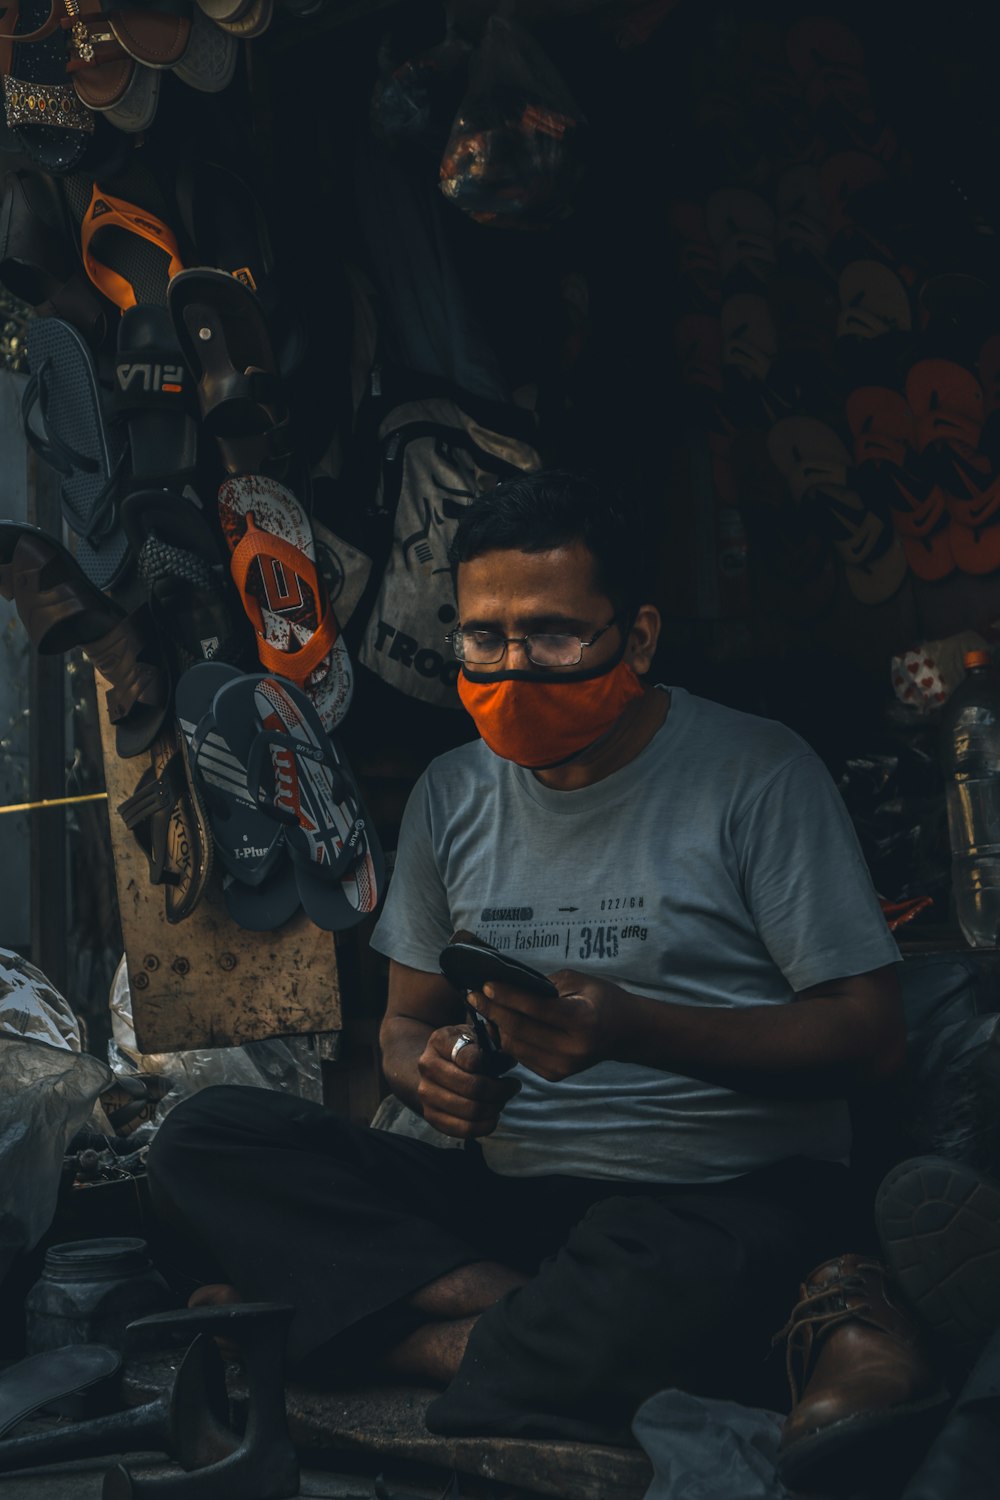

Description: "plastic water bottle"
941 649 1000 947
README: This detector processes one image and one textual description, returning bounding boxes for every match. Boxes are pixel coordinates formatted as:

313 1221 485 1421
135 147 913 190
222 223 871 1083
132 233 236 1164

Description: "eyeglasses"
446 617 620 668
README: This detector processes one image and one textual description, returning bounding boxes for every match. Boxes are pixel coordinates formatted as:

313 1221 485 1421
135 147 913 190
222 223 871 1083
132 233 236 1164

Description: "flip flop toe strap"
81 183 184 312
22 363 98 479
229 519 338 681
245 726 346 819
245 726 365 875
117 754 184 886
85 613 166 722
137 532 213 592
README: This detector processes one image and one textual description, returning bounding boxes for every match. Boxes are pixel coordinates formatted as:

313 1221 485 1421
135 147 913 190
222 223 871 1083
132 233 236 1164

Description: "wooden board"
96 674 341 1054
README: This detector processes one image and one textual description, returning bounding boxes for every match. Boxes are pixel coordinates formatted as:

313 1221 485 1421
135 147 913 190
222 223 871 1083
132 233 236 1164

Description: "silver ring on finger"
451 1033 475 1061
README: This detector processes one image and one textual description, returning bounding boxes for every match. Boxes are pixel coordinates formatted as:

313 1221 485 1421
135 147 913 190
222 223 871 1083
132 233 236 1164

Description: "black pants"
147 1085 861 1442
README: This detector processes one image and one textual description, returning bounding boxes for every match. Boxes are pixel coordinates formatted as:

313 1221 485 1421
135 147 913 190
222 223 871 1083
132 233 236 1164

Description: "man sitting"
149 469 908 1445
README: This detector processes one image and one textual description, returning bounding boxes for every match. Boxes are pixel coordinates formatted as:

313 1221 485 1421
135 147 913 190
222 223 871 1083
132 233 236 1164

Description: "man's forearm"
611 980 905 1099
379 1014 437 1113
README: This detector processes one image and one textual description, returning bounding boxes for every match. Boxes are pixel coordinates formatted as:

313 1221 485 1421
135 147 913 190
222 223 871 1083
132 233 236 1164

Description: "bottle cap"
964 649 991 669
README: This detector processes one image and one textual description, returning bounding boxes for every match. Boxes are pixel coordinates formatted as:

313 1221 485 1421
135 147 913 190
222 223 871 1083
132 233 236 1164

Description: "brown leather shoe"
775 1254 949 1494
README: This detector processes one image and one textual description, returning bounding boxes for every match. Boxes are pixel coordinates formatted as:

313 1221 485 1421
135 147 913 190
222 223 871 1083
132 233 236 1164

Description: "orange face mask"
457 654 645 769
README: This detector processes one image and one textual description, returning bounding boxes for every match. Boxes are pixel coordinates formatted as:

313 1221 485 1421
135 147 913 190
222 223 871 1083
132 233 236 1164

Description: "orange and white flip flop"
80 181 183 312
218 474 353 732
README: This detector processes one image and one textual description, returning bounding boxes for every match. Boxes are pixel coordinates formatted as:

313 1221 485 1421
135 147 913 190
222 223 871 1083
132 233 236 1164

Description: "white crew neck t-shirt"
370 687 900 1183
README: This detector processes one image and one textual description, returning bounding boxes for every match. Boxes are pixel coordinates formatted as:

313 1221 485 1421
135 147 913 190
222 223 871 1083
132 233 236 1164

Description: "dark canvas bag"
353 382 539 708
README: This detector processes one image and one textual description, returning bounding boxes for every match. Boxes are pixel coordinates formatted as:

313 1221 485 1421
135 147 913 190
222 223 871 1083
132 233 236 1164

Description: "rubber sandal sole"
0 1345 122 1440
876 1157 1000 1352
223 855 301 931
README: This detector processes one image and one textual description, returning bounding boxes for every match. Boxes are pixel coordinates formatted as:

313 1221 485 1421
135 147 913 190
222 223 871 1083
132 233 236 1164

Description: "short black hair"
449 469 653 619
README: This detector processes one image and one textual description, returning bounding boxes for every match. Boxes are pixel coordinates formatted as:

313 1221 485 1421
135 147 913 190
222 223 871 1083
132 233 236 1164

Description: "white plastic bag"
107 956 324 1120
0 1036 111 1287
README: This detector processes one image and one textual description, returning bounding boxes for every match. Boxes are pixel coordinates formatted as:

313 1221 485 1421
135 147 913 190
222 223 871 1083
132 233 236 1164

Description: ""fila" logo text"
116 363 185 395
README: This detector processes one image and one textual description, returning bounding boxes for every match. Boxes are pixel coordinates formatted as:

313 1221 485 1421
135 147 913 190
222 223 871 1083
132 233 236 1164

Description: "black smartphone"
439 934 559 999
439 932 558 1078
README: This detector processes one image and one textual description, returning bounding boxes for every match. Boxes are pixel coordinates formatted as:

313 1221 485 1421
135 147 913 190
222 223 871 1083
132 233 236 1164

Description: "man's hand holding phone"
438 929 633 1086
417 1024 521 1139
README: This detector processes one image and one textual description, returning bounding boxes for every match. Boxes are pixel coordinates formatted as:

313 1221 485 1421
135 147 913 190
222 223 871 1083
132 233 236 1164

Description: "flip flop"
222 856 300 931
0 521 169 756
906 359 1000 575
774 166 828 266
808 484 908 604
730 428 838 622
0 1345 122 1440
214 0 272 39
114 304 198 488
23 315 130 588
674 314 722 393
918 273 996 365
668 200 721 306
0 170 109 339
117 724 212 923
705 188 775 287
175 660 286 887
214 672 362 874
217 474 353 730
786 15 869 116
2 0 96 174
819 152 889 240
173 152 304 374
70 43 161 136
846 386 954 581
720 294 775 382
168 267 290 476
766 416 853 502
79 181 184 310
109 9 191 69
172 7 238 93
121 490 253 672
193 0 250 22
212 673 383 931
837 260 912 339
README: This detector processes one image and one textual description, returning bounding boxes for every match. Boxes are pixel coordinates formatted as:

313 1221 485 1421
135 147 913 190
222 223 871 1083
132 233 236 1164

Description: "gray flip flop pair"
177 663 384 933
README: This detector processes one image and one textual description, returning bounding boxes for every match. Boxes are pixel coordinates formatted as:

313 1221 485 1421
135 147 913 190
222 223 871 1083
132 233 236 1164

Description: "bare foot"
406 1261 527 1319
382 1315 479 1385
187 1283 244 1358
187 1283 244 1309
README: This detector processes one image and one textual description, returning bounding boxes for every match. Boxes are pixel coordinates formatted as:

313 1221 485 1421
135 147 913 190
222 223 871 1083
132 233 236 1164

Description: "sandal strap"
246 726 351 830
81 182 184 313
0 0 58 44
21 363 99 479
138 531 213 593
116 754 183 886
111 346 195 417
230 516 339 681
64 448 127 548
85 612 166 723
